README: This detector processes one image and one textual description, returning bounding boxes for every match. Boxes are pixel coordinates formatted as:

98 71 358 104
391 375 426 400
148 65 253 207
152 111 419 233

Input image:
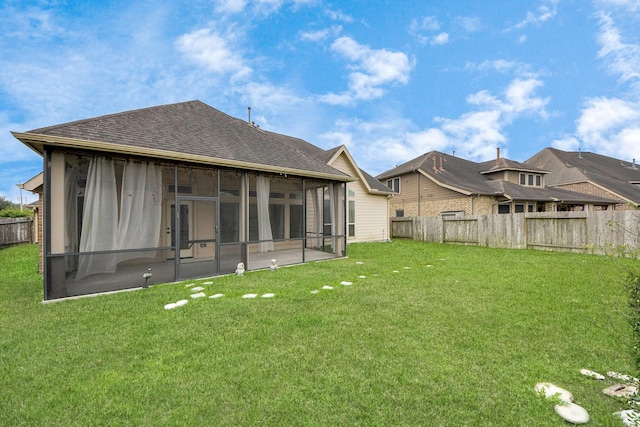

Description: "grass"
0 241 638 426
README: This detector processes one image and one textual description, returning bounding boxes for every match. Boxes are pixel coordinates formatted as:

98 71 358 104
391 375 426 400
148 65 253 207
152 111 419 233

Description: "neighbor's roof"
12 100 351 182
377 150 618 204
526 147 640 204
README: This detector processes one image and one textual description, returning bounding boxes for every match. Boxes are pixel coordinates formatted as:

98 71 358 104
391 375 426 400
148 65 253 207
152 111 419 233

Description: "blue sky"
1 0 640 204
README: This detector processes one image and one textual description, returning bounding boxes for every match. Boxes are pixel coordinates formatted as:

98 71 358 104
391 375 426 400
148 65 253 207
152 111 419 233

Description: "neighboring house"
17 172 43 268
376 149 618 218
525 148 640 208
12 100 388 300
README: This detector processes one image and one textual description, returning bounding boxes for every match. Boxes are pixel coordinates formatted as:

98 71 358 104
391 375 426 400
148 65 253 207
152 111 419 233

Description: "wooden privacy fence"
391 211 640 254
0 217 33 248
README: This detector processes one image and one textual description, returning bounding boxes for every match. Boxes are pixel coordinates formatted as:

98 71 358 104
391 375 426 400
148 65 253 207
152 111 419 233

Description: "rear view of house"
12 100 388 300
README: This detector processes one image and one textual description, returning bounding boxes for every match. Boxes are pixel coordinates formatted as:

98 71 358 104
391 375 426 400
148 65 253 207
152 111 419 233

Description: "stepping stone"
358 276 366 279
164 303 177 310
185 283 195 288
426 265 433 268
616 410 640 427
403 267 410 269
311 290 320 294
340 281 353 286
209 293 224 299
392 270 400 273
554 402 589 424
603 384 638 398
355 262 364 265
190 286 205 292
203 281 213 285
242 293 257 299
580 368 605 380
175 299 188 307
322 285 333 290
535 382 573 403
262 293 275 298
608 371 640 383
190 292 206 299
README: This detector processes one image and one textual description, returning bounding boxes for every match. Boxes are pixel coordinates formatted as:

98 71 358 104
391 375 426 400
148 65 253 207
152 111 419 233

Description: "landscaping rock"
190 286 205 292
607 371 640 384
580 368 605 380
175 299 188 307
535 382 574 403
603 384 638 398
190 292 206 298
209 293 224 299
242 293 257 298
554 402 589 424
262 293 275 298
616 409 640 427
340 281 353 286
164 303 177 310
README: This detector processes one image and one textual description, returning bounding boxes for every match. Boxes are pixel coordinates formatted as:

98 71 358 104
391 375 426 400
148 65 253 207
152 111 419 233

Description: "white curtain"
256 175 274 252
307 188 322 247
76 156 118 280
115 161 163 263
64 160 78 273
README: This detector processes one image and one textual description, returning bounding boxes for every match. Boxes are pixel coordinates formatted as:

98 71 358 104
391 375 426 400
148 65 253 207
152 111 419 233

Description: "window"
515 204 525 213
536 175 541 186
348 189 356 238
528 174 534 186
520 173 526 185
498 205 510 214
386 177 400 193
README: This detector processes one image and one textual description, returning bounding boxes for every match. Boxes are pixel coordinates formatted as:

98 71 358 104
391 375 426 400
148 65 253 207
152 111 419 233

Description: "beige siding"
330 153 390 242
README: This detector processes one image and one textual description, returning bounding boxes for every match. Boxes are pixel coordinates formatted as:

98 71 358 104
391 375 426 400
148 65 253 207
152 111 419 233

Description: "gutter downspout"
417 171 420 216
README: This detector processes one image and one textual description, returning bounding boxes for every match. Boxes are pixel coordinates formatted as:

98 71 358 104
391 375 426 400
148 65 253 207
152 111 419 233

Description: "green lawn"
1 241 638 426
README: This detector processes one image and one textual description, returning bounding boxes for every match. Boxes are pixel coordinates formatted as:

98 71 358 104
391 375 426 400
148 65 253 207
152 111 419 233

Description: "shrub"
0 208 33 218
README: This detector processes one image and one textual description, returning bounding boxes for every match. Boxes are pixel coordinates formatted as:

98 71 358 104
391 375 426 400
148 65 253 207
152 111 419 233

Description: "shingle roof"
377 150 619 204
15 100 350 180
526 148 640 204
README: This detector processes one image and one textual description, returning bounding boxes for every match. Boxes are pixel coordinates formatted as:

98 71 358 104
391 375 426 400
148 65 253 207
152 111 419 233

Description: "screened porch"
44 149 347 300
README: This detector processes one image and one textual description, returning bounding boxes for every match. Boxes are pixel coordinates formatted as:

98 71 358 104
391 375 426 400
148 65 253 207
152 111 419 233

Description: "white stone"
534 382 574 403
603 384 638 398
175 299 188 306
355 261 364 265
426 265 433 268
617 410 640 427
209 293 224 299
185 283 195 288
203 281 213 285
340 281 353 286
322 285 334 290
262 293 275 298
164 303 177 310
403 266 410 269
190 292 206 299
359 275 366 279
190 286 205 292
554 402 589 424
242 293 257 298
608 371 640 384
580 368 605 380
392 270 399 273
310 290 320 294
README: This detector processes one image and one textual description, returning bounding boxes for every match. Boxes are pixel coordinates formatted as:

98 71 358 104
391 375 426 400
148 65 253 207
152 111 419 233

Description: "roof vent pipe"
634 158 637 170
578 147 582 158
496 147 500 166
247 106 251 123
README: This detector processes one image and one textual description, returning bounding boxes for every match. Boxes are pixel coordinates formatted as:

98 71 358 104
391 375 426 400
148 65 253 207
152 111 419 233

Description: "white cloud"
509 0 558 30
300 25 342 42
431 33 450 46
409 16 450 45
454 16 481 32
175 28 252 80
214 0 248 14
320 36 413 105
325 8 354 22
594 0 640 11
596 12 640 89
465 59 538 78
551 136 581 151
